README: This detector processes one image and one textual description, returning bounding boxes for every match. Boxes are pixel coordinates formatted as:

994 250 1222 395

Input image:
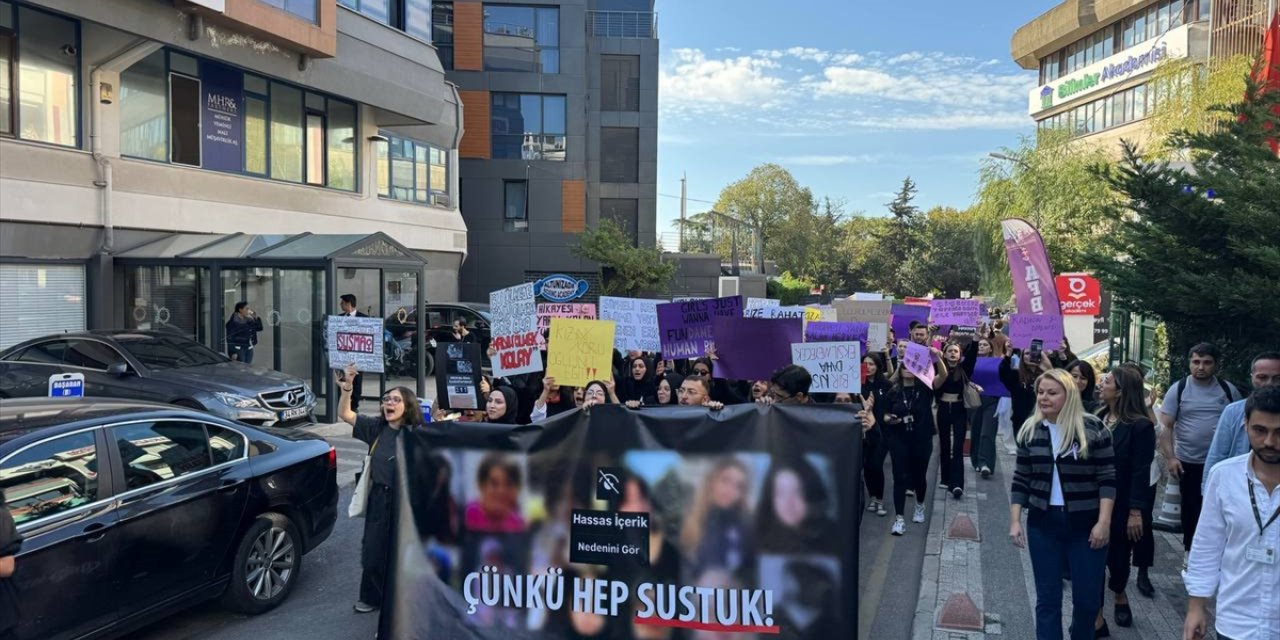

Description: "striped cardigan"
1011 417 1117 519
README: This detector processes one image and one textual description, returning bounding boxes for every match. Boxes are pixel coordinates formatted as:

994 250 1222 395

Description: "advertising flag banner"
546 318 617 388
387 404 864 639
490 283 543 377
901 342 936 388
929 299 981 326
1001 218 1060 316
600 297 664 353
792 342 862 394
656 296 743 359
711 315 804 381
436 342 483 410
326 315 385 373
1009 313 1065 350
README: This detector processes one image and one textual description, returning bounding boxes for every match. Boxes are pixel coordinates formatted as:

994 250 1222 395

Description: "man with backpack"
1159 343 1243 554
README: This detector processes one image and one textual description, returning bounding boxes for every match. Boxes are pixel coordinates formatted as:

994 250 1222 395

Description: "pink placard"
1009 313 1065 350
902 342 936 388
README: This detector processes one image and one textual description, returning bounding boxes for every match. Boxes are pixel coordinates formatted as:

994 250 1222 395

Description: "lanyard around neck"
1247 475 1280 537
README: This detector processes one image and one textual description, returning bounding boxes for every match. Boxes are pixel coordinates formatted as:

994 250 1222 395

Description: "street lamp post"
989 152 1042 228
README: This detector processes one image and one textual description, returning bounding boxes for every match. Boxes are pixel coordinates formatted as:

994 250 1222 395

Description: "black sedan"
0 398 338 640
0 331 315 427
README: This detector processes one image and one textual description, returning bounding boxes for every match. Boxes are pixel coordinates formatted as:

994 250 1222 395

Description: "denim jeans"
968 396 1000 471
1027 508 1107 640
228 343 254 364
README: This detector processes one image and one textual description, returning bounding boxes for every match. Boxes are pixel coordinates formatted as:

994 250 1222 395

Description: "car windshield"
115 335 229 370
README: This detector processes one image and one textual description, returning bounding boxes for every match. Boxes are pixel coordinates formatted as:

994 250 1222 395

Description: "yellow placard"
804 307 823 322
546 318 617 388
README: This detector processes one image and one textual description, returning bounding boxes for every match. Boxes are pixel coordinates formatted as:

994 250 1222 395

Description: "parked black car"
0 331 315 427
0 398 338 640
385 302 492 372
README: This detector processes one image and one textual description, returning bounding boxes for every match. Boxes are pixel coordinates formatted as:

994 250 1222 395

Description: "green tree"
1147 54 1255 150
914 206 983 298
572 219 677 297
772 197 850 290
712 164 815 264
1086 77 1280 383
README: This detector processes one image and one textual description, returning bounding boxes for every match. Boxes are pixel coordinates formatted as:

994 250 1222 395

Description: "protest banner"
325 315 385 373
890 303 930 339
546 318 616 388
656 296 743 358
972 357 1011 398
599 296 663 353
390 404 863 639
835 299 892 325
711 315 804 381
1002 218 1060 316
1009 313 1065 350
435 342 483 410
867 323 890 353
901 342 936 387
490 283 542 377
536 303 598 350
762 306 808 320
930 299 981 326
792 341 862 393
805 321 868 351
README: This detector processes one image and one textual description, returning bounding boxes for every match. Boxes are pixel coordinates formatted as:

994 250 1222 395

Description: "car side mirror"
107 362 130 377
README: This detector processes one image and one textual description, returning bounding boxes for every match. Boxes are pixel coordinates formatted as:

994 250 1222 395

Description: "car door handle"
81 522 113 543
218 479 245 493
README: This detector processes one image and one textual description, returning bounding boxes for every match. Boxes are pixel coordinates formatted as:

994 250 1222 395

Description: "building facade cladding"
0 0 466 341
449 0 659 304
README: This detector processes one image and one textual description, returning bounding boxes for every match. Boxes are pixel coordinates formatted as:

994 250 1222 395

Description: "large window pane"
120 50 167 161
1 32 12 135
270 83 303 181
414 144 429 202
433 2 454 68
391 139 412 200
375 140 389 196
601 127 637 182
357 0 390 25
543 95 565 134
1171 0 1184 27
327 100 355 190
430 146 446 194
112 421 212 489
245 97 267 175
305 113 324 185
518 94 541 134
16 7 77 146
535 8 558 45
170 74 201 166
504 180 527 231
405 0 431 40
259 0 317 23
1 430 98 526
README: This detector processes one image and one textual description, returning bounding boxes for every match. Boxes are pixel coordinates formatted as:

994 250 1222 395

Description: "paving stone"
938 592 984 632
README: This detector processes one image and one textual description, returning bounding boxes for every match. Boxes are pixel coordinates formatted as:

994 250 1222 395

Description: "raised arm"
336 364 358 426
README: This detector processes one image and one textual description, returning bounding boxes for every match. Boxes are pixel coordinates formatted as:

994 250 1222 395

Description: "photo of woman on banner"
610 475 683 640
681 456 757 580
761 554 842 640
463 453 526 533
756 456 839 554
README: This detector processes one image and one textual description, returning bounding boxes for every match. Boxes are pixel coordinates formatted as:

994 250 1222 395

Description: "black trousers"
864 427 887 501
360 484 395 606
885 427 933 516
936 400 968 492
1178 461 1205 551
1103 504 1153 597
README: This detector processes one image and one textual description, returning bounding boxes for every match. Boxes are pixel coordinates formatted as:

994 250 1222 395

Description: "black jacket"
225 313 263 347
1097 409 1156 513
0 494 21 634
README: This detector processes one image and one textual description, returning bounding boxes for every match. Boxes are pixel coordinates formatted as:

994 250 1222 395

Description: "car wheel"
221 512 302 614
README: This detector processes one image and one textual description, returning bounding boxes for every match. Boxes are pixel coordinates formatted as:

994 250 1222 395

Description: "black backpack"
1172 375 1239 423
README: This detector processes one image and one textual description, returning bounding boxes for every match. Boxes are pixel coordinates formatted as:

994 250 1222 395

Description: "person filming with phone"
225 301 263 364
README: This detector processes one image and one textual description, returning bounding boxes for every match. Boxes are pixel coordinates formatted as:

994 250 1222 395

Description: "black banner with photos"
384 404 864 639
436 342 484 410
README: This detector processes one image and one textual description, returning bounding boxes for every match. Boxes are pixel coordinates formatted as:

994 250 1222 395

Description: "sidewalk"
912 441 1208 640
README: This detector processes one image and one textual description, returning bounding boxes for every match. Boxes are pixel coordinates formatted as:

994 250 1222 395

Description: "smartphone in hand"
1028 339 1044 364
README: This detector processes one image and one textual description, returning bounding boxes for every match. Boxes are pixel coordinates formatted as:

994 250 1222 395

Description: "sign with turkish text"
546 318 616 388
1009 313 1065 350
490 283 543 377
534 274 589 302
792 341 862 394
655 295 743 359
901 342 936 388
599 296 663 353
48 373 85 398
930 299 982 326
326 315 385 373
536 303 597 350
1054 273 1102 316
200 60 243 172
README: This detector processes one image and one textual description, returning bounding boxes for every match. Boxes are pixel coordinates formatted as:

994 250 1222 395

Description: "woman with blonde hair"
681 457 755 579
1009 369 1117 640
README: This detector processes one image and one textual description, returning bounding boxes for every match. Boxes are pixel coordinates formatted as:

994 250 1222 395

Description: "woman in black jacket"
1092 365 1155 634
861 352 892 517
882 365 939 535
1000 349 1052 429
617 355 658 405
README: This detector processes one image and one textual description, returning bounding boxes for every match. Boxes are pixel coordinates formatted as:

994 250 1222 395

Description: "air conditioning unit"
719 276 740 297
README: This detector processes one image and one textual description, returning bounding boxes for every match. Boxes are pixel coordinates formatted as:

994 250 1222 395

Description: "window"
341 0 434 40
0 264 85 350
484 5 559 73
271 83 303 181
327 100 355 190
491 93 566 160
1 430 99 526
114 334 227 370
63 340 123 371
245 95 268 175
112 421 212 490
376 132 451 205
1199 0 1211 21
13 340 69 364
504 180 528 232
601 127 638 182
120 50 166 161
305 112 325 185
602 55 640 111
207 424 247 465
433 2 454 69
2 4 79 146
600 198 638 244
258 0 317 23
404 0 431 40
170 73 201 166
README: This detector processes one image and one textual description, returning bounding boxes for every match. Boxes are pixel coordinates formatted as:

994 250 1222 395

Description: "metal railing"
586 11 658 39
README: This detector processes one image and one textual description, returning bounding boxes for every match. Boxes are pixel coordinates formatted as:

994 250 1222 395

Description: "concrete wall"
1012 0 1154 69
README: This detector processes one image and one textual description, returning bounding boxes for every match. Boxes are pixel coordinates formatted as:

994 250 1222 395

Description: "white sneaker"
905 489 915 498
891 516 906 536
875 501 888 517
867 499 878 512
913 504 926 523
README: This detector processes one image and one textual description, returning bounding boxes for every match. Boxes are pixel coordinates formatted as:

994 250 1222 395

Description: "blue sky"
654 0 1051 242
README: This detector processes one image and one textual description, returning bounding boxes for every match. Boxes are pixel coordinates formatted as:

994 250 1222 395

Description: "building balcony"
587 11 658 39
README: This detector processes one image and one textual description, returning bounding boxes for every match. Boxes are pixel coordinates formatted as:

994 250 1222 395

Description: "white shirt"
1185 453 1280 640
1047 421 1066 506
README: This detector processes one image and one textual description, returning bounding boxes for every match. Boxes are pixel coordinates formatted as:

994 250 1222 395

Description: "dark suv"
0 331 315 426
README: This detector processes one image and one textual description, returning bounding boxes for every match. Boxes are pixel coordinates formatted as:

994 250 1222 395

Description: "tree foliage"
1086 77 1280 382
572 219 676 297
1147 54 1254 151
711 164 816 263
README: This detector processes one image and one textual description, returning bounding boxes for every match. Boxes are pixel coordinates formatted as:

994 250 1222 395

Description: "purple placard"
805 321 869 352
901 342 936 387
656 295 743 359
930 299 981 326
891 303 930 339
972 357 1011 398
1010 313 1065 350
200 60 243 173
711 315 803 381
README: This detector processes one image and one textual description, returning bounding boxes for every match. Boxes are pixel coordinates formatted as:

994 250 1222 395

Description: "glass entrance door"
278 269 325 414
221 268 275 369
335 268 384 406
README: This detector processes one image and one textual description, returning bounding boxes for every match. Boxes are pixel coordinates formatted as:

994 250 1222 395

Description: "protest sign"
1009 313 1065 350
536 303 597 350
762 306 809 320
599 296 663 353
891 303 930 339
901 342 936 387
745 297 780 310
326 315 385 373
853 292 884 300
392 404 863 638
490 283 542 377
546 318 616 388
972 357 1011 398
867 323 890 353
656 295 743 359
805 321 868 351
835 299 892 325
930 299 981 326
792 342 862 393
711 315 804 381
435 342 483 410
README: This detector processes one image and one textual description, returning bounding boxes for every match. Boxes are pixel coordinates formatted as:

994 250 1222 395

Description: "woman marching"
937 341 978 499
617 355 658 405
1092 366 1154 635
1009 369 1117 640
861 352 892 517
882 364 939 536
336 364 428 614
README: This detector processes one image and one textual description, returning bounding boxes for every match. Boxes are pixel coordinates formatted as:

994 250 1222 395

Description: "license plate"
280 407 309 421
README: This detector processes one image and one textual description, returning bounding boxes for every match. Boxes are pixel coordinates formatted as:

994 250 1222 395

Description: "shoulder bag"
348 434 381 518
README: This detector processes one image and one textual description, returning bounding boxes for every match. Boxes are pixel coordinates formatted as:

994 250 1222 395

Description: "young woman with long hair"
756 456 838 553
862 352 892 517
937 341 976 498
1009 369 1117 640
336 364 428 614
882 365 938 536
682 457 755 579
1069 360 1101 415
1092 366 1155 634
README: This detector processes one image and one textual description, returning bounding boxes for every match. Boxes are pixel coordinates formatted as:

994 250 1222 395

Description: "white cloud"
810 52 1034 108
660 49 787 114
784 46 830 63
778 154 879 166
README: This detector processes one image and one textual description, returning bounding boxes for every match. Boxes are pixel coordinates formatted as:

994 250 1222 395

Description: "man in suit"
339 294 368 411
